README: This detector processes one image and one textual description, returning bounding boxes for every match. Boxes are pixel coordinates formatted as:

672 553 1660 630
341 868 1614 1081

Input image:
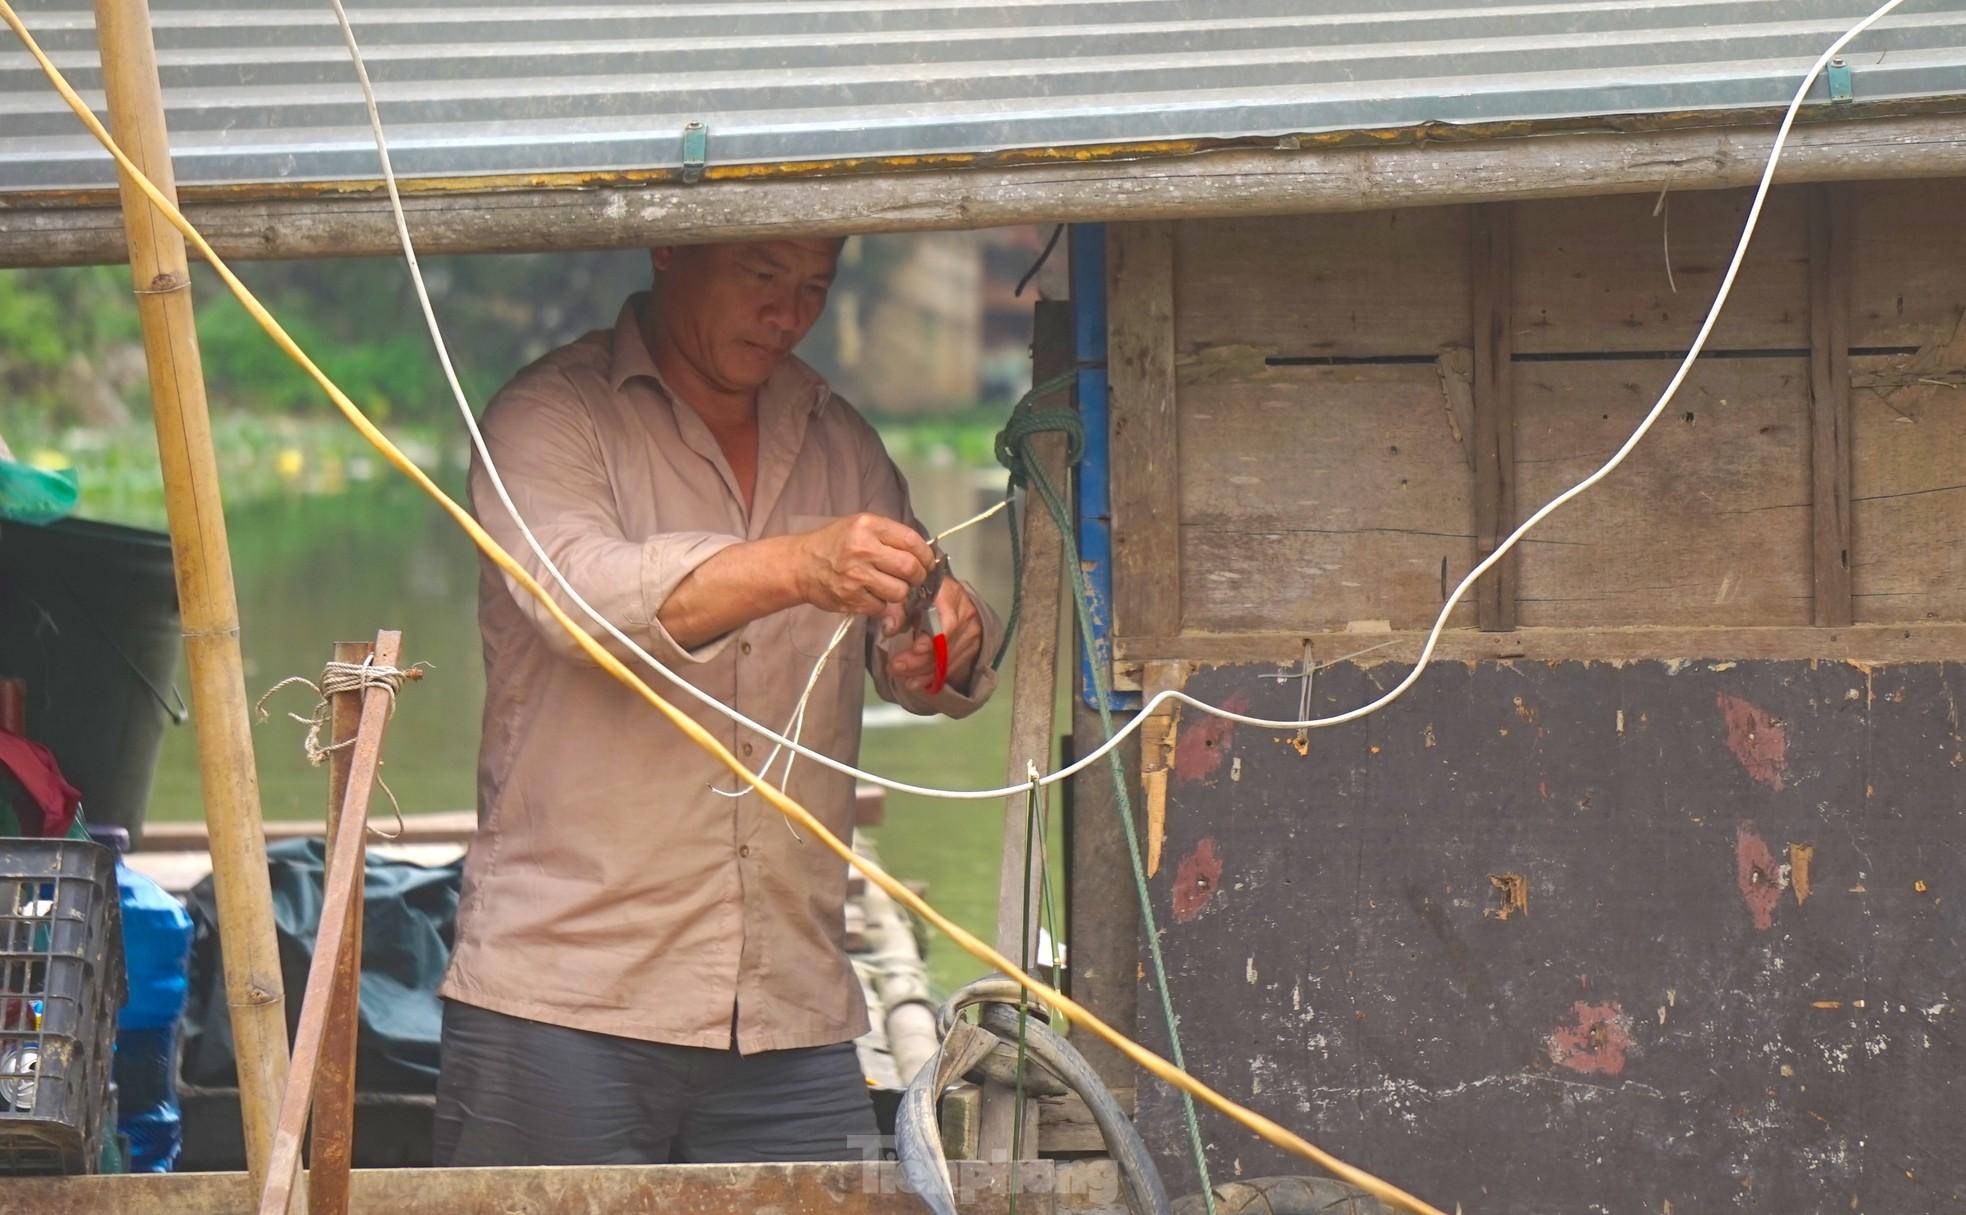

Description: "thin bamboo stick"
89 0 290 1188
261 631 403 1215
309 641 372 1215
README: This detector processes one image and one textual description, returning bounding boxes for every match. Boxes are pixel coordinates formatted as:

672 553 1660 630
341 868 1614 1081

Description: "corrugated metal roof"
5 0 1966 194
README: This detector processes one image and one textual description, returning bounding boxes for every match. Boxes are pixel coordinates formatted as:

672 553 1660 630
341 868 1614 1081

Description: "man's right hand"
793 514 933 620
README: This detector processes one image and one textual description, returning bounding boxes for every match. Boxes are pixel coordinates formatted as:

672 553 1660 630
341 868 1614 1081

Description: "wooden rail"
257 630 406 1215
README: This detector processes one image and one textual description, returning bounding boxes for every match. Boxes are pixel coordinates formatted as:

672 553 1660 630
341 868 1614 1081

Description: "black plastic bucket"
0 518 181 845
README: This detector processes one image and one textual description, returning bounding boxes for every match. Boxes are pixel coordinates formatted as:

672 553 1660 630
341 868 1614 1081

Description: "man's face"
649 239 841 393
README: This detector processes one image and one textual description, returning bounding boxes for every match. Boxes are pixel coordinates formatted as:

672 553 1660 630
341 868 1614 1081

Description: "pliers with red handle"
903 544 952 694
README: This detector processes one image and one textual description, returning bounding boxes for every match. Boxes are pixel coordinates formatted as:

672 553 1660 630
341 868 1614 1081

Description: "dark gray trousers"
432 999 879 1166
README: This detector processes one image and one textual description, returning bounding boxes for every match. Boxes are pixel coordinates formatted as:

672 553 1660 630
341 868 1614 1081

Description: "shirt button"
740 641 753 656
741 741 755 757
739 845 751 858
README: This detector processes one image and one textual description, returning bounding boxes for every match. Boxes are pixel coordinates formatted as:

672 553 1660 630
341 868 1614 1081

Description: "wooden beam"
261 631 405 1215
1470 202 1518 632
1063 697 1143 1109
12 1161 1114 1215
1106 221 1181 641
978 300 1073 1163
1112 622 1966 671
1808 184 1855 628
89 0 289 1187
309 641 371 1215
9 114 1966 268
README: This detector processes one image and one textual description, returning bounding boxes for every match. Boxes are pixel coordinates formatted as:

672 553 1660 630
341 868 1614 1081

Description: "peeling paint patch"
1548 1000 1634 1076
1737 822 1784 931
1174 696 1243 783
1172 837 1224 922
1717 693 1789 790
1789 842 1814 904
1485 873 1530 920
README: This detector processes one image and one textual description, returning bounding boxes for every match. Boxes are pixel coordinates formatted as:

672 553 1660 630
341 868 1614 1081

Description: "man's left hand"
884 577 983 695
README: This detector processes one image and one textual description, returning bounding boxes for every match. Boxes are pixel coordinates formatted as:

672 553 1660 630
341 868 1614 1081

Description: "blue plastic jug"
114 861 192 1172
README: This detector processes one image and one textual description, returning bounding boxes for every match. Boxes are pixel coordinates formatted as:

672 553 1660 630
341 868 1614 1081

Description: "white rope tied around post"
255 656 426 839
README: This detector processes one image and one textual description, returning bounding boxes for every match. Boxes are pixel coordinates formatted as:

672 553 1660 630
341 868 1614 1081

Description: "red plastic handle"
926 632 950 695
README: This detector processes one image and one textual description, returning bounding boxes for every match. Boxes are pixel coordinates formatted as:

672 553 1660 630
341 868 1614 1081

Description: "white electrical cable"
329 0 1910 802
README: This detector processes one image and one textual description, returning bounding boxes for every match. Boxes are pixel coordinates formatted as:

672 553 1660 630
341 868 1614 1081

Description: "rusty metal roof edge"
6 93 1966 215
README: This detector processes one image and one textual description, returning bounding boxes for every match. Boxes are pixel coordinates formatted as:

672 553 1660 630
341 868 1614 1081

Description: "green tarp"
180 838 461 1093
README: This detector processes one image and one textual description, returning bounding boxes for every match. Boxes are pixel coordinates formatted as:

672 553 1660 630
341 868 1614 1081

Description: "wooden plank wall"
1107 179 1966 658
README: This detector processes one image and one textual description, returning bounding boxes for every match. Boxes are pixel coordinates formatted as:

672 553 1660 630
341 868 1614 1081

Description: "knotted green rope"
992 375 1218 1213
989 373 1083 670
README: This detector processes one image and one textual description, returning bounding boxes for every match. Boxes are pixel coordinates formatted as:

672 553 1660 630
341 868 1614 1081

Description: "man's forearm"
657 534 810 650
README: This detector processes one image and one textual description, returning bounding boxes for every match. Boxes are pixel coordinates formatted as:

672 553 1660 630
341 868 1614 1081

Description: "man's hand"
885 576 984 695
793 514 934 618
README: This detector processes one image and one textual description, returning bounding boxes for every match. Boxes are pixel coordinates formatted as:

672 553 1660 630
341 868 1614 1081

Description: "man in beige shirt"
435 239 1002 1166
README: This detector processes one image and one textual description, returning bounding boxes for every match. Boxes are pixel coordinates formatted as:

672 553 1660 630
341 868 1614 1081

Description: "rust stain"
1512 695 1538 723
1547 1000 1633 1076
1789 843 1814 904
1172 838 1224 923
1173 695 1243 783
1736 822 1783 931
1717 693 1789 790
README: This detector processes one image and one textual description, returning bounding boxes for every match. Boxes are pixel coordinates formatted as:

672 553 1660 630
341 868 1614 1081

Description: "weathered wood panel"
1847 177 1966 348
1512 187 1809 354
1109 221 1183 639
1139 659 1966 1214
1113 622 1966 673
1513 359 1813 628
7 1161 1121 1215
1471 203 1519 631
1851 362 1966 624
1173 207 1470 359
1808 185 1856 627
1177 363 1475 634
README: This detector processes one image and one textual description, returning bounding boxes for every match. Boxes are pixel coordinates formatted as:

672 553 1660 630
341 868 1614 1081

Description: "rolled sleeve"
635 530 745 664
472 378 743 669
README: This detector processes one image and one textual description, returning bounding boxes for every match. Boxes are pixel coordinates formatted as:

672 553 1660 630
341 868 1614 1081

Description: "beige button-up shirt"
441 296 1001 1052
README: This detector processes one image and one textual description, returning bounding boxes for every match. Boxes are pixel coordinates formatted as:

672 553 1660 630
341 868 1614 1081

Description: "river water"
147 453 1054 995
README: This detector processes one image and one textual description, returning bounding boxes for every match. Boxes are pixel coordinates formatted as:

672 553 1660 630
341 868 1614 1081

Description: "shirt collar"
609 292 831 418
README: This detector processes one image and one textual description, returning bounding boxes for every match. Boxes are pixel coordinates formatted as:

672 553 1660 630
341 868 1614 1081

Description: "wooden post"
90 0 290 1185
1106 222 1182 642
261 631 404 1215
1471 203 1519 632
978 300 1075 1162
309 641 372 1215
1063 711 1146 1113
1808 184 1855 628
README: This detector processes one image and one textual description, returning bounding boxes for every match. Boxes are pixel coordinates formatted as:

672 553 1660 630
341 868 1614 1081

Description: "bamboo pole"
91 0 290 1186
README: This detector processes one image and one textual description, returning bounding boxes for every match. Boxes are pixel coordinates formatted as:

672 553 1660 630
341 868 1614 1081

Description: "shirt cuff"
638 532 746 664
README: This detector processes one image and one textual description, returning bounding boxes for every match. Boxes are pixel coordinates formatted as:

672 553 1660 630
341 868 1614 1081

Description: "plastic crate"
0 838 124 1174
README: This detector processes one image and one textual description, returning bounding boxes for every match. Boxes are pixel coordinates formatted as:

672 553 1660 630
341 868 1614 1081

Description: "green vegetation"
2 254 1017 528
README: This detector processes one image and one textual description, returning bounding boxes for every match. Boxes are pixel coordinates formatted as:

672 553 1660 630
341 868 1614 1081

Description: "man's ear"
650 247 674 276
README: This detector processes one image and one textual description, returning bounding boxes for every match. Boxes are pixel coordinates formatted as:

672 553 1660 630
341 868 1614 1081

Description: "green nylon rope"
992 377 1218 1214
